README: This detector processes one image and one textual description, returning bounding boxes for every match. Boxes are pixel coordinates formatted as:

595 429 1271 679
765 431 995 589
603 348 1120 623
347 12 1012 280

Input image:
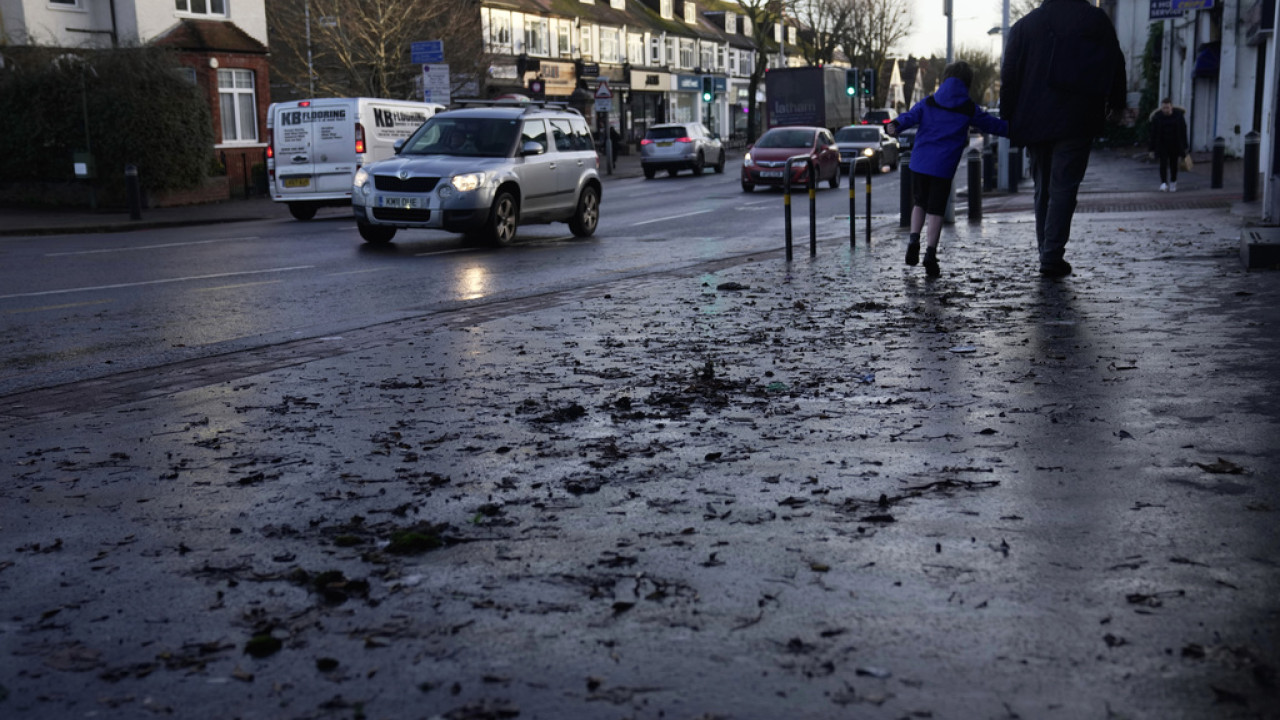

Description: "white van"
267 97 445 220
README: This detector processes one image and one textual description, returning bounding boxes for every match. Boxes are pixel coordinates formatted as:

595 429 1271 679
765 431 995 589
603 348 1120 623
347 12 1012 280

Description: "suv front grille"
374 175 439 193
372 208 432 223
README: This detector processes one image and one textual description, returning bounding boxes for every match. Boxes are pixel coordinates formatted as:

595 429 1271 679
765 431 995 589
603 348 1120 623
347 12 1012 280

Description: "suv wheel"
643 167 656 180
691 152 705 176
713 150 725 174
568 185 600 237
358 222 395 244
484 189 519 245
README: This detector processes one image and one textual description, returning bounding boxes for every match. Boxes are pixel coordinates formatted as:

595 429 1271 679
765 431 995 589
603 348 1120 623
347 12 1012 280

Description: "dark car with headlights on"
741 126 841 192
834 125 900 174
352 101 600 245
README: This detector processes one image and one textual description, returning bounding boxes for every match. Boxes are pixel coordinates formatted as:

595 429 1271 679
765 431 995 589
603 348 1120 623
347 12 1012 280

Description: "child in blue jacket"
886 62 1008 277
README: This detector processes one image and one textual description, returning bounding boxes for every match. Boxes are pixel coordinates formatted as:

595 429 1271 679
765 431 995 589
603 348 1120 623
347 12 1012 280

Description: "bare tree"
736 0 791 142
1007 0 1040 22
838 0 913 108
267 0 485 100
791 0 853 67
954 45 999 105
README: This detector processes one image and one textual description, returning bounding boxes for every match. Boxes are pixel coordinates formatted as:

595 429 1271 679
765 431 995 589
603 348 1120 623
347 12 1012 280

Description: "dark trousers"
1028 136 1093 269
1158 153 1180 183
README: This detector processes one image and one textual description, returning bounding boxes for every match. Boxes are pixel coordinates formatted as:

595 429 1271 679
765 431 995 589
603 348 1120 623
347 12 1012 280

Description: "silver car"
639 122 726 178
352 101 601 245
834 125 900 174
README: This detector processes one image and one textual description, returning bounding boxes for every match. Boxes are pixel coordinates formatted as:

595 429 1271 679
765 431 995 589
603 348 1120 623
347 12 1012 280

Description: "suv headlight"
862 148 875 157
353 168 371 196
450 172 486 193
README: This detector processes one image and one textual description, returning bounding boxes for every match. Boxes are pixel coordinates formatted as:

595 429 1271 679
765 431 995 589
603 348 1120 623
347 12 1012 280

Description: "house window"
742 17 752 36
581 24 594 59
49 0 84 9
650 37 661 65
684 2 696 24
725 11 735 34
557 22 571 56
716 45 725 71
729 49 738 75
599 27 620 63
217 68 257 143
665 37 675 66
628 33 644 64
610 0 625 9
660 0 673 20
700 43 714 70
486 11 512 53
175 0 227 16
678 39 694 68
524 16 548 55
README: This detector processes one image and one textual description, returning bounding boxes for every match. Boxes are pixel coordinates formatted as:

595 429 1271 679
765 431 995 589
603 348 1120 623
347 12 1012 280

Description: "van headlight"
353 168 371 196
450 172 486 192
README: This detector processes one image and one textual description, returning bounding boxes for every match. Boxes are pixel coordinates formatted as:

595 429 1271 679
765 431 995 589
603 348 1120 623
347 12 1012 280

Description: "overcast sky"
904 0 1009 59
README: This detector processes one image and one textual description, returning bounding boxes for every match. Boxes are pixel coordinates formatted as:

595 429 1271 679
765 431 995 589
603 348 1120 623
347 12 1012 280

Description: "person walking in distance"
1000 0 1127 278
885 61 1008 278
1149 98 1188 192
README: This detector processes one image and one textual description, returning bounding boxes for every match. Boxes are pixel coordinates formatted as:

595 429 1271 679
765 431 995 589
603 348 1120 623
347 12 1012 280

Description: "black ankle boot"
923 247 940 277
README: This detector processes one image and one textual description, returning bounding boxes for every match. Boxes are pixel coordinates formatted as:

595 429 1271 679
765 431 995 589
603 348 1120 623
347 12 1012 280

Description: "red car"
741 126 842 192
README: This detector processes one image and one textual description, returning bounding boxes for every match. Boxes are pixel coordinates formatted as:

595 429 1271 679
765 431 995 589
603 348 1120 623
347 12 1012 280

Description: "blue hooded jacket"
894 77 1008 179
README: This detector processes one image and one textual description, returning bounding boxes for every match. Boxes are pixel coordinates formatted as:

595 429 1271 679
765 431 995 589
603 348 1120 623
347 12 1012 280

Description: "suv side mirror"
521 140 545 156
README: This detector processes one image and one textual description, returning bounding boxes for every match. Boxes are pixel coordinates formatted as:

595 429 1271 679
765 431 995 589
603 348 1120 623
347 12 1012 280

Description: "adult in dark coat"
1000 0 1127 278
1149 98 1189 192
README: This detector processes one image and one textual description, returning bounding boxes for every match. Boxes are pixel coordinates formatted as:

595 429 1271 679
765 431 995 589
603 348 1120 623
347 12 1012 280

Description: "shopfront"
628 69 671 144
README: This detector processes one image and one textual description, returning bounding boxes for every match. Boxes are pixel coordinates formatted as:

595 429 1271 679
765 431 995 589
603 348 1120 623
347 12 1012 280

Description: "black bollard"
899 152 912 228
1244 131 1260 202
967 148 982 222
125 164 142 221
1211 137 1225 189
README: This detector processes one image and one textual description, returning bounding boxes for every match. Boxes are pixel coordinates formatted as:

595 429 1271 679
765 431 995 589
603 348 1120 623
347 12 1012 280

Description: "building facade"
1 0 270 199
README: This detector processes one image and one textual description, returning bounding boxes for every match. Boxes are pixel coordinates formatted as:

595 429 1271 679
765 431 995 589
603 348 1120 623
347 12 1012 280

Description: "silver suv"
639 122 725 178
352 101 601 245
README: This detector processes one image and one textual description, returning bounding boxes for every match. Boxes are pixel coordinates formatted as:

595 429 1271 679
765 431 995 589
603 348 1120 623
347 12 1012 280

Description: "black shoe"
905 240 920 266
1039 261 1073 278
923 248 940 277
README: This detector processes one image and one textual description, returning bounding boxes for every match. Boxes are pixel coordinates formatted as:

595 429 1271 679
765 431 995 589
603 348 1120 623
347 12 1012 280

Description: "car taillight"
676 137 693 143
355 123 366 155
881 118 891 123
640 138 654 146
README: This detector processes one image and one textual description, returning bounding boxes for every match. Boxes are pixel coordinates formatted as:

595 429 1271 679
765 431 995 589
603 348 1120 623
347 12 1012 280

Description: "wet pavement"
2 151 1279 720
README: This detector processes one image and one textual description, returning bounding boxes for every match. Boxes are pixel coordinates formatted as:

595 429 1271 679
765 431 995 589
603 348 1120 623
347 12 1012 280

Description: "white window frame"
684 2 696 24
485 10 513 54
599 27 621 63
665 37 676 66
660 0 673 20
742 17 752 36
628 33 644 65
217 68 257 144
524 16 549 56
650 36 662 65
716 45 725 72
48 0 85 10
700 42 714 70
175 0 228 17
678 38 694 69
580 24 595 60
557 21 571 57
725 11 735 34
610 0 625 9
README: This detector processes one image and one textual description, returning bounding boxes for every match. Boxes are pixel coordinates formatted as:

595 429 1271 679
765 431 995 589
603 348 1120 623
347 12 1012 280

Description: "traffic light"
862 67 875 98
701 75 714 103
845 68 859 96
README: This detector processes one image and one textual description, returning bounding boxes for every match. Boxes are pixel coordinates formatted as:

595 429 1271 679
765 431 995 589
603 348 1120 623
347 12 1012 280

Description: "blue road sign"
411 40 445 64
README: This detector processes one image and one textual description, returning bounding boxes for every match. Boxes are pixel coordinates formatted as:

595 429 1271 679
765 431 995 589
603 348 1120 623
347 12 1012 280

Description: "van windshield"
402 118 519 157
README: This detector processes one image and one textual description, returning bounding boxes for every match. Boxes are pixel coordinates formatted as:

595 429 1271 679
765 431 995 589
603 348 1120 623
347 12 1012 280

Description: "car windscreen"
646 126 690 140
755 129 815 149
835 128 881 143
864 112 891 122
402 117 519 157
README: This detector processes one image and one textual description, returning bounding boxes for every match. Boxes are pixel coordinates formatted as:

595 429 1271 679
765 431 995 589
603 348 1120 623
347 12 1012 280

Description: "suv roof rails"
449 98 581 115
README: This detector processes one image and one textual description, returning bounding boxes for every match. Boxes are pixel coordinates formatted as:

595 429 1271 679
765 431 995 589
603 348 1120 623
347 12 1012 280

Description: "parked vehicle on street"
267 97 444 221
741 126 841 192
639 123 726 178
861 108 899 126
351 100 601 245
834 124 900 173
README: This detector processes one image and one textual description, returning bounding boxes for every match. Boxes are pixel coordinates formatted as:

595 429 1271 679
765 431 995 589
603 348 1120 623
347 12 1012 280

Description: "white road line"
45 237 260 257
629 209 717 227
0 266 315 301
327 267 392 276
414 248 472 257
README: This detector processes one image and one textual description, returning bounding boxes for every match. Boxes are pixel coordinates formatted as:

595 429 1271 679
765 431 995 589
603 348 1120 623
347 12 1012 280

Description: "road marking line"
629 209 717 226
195 280 284 292
327 267 392 276
45 237 259 257
414 248 471 257
0 266 315 300
1 299 113 315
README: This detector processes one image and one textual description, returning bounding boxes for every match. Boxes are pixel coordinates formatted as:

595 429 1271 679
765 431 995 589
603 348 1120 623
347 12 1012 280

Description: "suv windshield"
756 129 815 148
836 128 881 143
402 117 519 157
647 126 691 140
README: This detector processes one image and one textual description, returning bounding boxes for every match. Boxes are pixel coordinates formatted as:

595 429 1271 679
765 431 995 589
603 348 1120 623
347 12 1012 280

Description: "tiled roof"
151 19 268 54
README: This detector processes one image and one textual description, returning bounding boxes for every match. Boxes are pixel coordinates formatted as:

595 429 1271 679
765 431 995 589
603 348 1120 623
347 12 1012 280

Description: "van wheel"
568 185 600 237
484 190 519 245
288 202 317 221
358 222 395 244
